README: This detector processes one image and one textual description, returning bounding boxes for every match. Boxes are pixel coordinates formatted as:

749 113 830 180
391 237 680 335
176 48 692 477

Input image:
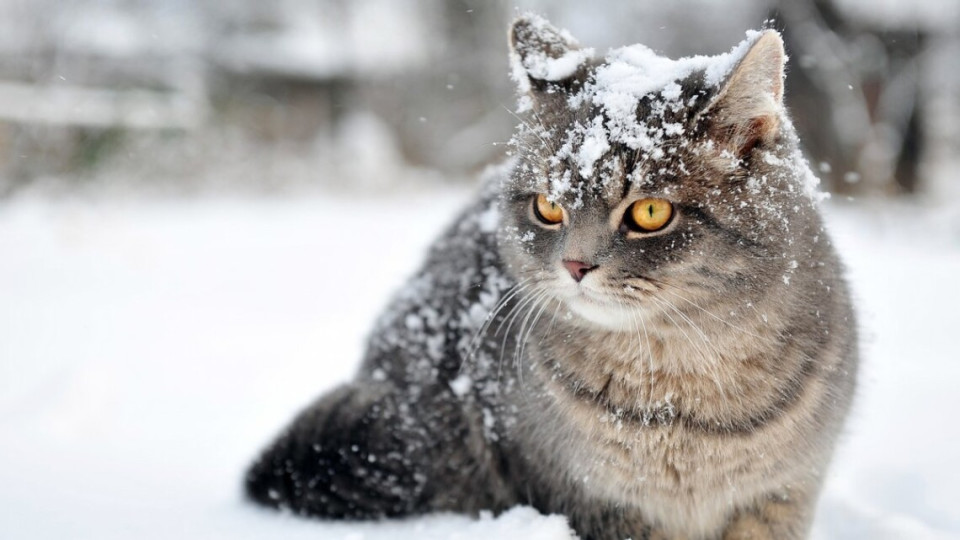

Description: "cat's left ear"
509 15 592 109
699 30 786 158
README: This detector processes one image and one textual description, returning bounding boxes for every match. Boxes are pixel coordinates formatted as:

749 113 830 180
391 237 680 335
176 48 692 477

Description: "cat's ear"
509 15 592 109
699 30 786 158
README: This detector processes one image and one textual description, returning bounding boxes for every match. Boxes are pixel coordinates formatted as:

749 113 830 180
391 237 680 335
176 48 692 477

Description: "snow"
574 116 610 178
449 374 473 398
512 26 797 206
588 33 749 105
521 47 594 83
509 13 595 91
477 202 500 233
574 28 758 141
1 189 958 539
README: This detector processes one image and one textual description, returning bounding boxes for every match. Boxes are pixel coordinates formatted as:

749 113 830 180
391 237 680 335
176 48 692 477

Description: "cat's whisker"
461 278 533 382
529 108 560 155
496 285 547 382
545 295 564 337
495 280 543 341
621 296 647 405
473 279 533 344
648 296 713 358
633 305 657 409
494 294 534 377
648 296 729 399
655 283 777 345
512 288 552 389
657 297 723 358
662 297 733 396
654 296 749 415
502 106 556 154
519 290 553 375
460 278 535 376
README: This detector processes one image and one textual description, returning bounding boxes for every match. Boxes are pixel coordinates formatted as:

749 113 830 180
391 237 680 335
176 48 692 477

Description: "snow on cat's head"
499 15 824 332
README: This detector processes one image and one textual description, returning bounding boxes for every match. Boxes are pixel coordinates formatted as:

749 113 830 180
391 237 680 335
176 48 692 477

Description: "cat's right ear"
697 30 786 159
509 15 592 111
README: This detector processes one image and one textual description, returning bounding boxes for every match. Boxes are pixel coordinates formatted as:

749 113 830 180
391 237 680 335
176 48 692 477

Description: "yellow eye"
626 198 673 232
533 194 564 225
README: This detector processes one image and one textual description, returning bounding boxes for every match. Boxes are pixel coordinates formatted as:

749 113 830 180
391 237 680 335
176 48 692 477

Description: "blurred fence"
0 0 956 196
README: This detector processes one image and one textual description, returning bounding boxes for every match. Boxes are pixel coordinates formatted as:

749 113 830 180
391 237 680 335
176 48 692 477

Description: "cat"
244 15 858 540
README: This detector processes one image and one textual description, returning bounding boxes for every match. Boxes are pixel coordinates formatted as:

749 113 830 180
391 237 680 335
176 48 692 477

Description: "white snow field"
0 187 958 539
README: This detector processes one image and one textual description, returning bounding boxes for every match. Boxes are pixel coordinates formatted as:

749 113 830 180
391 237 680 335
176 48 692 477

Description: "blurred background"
0 0 957 199
2 2 960 539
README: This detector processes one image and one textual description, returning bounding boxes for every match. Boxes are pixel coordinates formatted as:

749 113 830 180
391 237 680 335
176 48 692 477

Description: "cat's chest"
519 371 798 537
526 312 812 432
519 336 809 532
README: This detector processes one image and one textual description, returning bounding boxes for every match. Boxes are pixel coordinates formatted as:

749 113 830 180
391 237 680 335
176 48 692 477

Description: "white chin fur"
561 293 640 331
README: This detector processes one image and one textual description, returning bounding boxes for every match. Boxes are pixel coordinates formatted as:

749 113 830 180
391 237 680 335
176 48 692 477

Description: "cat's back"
358 170 515 386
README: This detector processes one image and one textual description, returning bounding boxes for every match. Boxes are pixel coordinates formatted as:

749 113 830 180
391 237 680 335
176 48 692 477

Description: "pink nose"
563 260 597 282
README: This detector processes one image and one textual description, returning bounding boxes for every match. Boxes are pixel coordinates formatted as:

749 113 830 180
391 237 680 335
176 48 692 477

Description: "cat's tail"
244 380 512 519
244 382 426 518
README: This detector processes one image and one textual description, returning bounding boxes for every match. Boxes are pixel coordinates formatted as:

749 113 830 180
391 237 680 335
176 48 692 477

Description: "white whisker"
460 278 535 376
656 283 775 345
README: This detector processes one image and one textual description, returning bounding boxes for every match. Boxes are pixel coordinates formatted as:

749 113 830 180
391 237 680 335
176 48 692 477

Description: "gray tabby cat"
245 16 858 540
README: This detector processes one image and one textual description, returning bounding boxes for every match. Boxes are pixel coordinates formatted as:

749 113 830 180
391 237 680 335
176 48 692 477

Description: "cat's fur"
245 16 858 540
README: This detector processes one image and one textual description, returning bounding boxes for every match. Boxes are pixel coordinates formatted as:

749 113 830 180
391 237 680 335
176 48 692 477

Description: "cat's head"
498 15 824 331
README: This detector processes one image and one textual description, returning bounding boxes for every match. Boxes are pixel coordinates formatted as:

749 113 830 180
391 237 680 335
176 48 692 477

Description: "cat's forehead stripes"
522 81 717 209
533 136 698 210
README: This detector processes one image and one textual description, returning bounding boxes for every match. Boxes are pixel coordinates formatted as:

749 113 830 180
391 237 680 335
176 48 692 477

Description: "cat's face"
498 17 820 331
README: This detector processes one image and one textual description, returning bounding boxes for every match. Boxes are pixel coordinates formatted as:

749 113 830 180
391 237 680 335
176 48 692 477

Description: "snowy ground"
1 186 958 539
